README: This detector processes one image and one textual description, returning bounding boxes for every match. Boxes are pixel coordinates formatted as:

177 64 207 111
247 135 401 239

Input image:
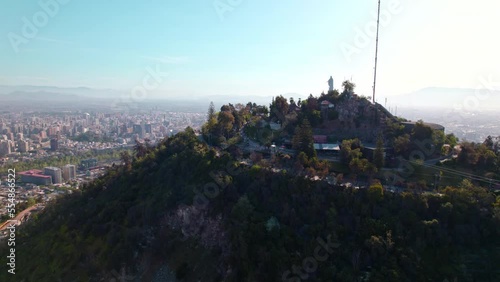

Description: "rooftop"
18 170 51 179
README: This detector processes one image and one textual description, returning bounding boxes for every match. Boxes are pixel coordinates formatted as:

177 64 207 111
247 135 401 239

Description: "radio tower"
372 0 381 104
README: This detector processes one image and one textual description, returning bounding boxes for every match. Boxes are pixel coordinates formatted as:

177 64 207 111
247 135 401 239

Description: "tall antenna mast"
372 0 381 104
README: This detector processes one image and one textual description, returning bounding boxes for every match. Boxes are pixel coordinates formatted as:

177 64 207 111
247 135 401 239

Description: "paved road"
0 204 41 231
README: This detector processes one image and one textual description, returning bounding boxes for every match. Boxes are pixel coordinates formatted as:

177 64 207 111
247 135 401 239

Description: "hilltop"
1 81 499 281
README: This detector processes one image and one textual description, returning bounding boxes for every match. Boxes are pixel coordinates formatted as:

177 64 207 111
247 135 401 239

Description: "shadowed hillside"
1 127 499 281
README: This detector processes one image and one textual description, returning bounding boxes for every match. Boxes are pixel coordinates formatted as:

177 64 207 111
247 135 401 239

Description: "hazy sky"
1 0 499 100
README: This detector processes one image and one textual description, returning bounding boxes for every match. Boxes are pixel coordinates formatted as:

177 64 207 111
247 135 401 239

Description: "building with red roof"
19 169 52 185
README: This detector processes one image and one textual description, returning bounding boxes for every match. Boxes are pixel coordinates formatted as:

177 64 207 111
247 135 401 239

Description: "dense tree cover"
202 103 251 146
386 121 451 161
298 95 322 127
0 128 230 281
484 135 500 153
450 139 500 178
292 119 316 159
2 127 498 281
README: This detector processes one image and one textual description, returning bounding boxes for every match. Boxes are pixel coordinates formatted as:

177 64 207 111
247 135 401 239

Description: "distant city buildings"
50 138 59 151
44 167 62 184
0 140 12 156
62 164 77 181
133 124 145 138
80 158 98 170
17 164 76 185
19 170 52 185
145 123 152 134
18 140 29 152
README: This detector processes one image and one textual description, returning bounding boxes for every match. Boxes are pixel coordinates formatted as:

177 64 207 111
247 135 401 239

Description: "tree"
292 119 316 159
484 135 494 150
255 105 269 116
445 133 459 148
394 134 410 155
133 139 147 158
340 139 363 165
270 95 289 125
432 129 446 151
327 89 340 100
144 138 153 151
207 101 216 121
411 120 433 141
458 142 479 167
477 144 497 168
217 111 235 139
342 80 356 94
349 158 377 181
384 119 404 141
373 135 385 169
202 113 218 145
231 195 255 223
120 151 132 171
368 182 384 203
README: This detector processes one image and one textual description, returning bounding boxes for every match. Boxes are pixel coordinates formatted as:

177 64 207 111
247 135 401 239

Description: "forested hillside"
1 128 499 281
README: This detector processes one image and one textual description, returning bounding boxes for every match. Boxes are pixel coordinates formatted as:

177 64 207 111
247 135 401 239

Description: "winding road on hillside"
0 204 41 231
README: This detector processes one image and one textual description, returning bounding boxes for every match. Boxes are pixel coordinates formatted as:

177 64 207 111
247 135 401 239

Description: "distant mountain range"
0 85 305 111
1 85 499 112
4 91 79 100
0 85 123 99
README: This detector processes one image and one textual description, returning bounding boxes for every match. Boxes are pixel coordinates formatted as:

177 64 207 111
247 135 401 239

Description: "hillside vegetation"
1 127 499 281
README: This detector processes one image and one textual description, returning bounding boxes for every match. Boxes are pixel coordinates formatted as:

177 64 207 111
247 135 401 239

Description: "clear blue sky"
1 0 499 100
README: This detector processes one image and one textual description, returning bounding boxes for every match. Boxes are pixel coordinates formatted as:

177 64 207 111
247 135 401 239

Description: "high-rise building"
44 167 62 184
48 126 59 136
18 140 29 153
133 124 144 138
62 164 77 181
31 134 41 143
0 140 12 156
50 138 59 151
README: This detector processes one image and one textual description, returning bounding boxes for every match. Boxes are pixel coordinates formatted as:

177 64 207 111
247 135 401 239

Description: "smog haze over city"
1 0 499 140
0 1 499 281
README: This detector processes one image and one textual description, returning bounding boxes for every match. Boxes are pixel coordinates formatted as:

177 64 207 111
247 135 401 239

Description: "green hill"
1 128 499 281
